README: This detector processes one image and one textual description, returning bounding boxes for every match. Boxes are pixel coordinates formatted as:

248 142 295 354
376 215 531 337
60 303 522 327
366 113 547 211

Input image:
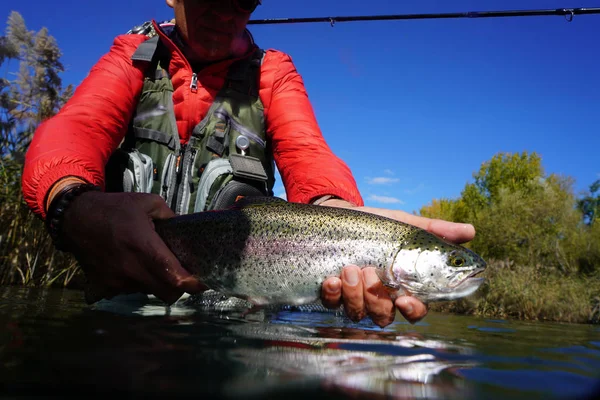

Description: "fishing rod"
248 7 600 26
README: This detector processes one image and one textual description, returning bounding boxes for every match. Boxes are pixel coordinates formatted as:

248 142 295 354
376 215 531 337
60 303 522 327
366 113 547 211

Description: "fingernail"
327 279 341 293
178 276 205 291
343 268 359 286
364 269 379 287
400 298 414 315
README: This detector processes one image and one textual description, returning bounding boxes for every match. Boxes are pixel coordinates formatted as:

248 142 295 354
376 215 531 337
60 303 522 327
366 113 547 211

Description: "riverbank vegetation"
1 12 77 288
423 152 600 324
1 12 599 324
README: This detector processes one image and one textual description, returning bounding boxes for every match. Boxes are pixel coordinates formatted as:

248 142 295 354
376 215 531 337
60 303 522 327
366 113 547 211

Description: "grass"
0 185 83 289
430 259 600 324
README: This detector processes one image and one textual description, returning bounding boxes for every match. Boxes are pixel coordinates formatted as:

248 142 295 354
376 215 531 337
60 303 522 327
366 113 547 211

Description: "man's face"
166 0 253 62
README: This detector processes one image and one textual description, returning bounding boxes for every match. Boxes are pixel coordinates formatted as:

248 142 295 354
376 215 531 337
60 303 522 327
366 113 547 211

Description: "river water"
1 286 599 399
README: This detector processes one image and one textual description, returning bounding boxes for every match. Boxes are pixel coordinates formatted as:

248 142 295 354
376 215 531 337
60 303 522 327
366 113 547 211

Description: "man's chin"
187 44 232 64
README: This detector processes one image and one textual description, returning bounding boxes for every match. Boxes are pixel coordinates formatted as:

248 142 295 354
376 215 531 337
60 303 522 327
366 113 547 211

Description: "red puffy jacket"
22 20 364 219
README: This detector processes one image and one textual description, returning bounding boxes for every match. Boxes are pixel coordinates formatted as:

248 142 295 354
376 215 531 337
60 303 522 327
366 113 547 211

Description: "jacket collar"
152 19 258 73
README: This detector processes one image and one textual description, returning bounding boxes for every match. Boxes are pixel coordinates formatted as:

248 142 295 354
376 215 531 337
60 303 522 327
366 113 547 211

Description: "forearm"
313 196 358 207
22 34 147 219
263 51 364 206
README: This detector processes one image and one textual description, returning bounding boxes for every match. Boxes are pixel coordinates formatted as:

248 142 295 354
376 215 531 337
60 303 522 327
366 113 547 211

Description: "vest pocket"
122 149 154 193
194 158 233 212
192 156 270 212
160 153 176 204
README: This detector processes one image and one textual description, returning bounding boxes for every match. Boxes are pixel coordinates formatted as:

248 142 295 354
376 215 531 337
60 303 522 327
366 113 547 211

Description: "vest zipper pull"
175 147 185 174
190 73 198 93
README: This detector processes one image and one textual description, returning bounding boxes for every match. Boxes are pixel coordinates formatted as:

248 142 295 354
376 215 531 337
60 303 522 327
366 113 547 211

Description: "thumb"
135 193 176 220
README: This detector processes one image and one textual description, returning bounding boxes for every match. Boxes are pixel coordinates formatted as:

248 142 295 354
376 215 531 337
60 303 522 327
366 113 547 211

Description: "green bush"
431 260 600 324
422 152 600 323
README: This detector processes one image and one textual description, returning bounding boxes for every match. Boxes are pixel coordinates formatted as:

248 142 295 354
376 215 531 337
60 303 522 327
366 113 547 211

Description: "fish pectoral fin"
228 195 287 210
375 267 398 288
382 284 408 300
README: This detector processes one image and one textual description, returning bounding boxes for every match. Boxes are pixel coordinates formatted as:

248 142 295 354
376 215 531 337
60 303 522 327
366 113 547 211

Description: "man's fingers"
321 277 342 309
395 214 474 244
395 296 428 324
426 219 475 244
362 267 395 327
355 206 475 244
341 266 366 322
143 233 207 295
121 253 185 304
133 275 183 305
132 194 206 295
137 193 177 220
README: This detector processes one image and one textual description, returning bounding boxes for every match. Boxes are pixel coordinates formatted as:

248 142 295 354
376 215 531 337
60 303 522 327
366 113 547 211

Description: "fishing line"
248 7 600 26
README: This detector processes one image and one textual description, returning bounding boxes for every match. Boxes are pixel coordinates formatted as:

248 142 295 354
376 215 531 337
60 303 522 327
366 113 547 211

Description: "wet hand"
60 192 206 304
321 266 429 327
318 199 476 327
319 199 475 244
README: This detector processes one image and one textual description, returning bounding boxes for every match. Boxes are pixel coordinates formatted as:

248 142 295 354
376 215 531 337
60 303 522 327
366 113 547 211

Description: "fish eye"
451 256 465 267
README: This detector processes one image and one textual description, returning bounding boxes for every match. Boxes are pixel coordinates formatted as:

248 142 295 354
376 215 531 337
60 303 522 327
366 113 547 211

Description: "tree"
577 179 600 226
1 11 75 286
419 198 458 222
471 174 581 272
420 152 547 225
460 151 545 219
1 11 73 160
419 151 594 275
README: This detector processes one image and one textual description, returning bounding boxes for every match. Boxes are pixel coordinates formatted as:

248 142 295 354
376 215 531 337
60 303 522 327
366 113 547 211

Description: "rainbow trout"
153 197 486 306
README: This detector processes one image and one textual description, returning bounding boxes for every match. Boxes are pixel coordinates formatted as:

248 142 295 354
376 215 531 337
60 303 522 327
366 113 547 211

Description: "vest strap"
132 35 160 63
133 127 177 150
207 136 226 156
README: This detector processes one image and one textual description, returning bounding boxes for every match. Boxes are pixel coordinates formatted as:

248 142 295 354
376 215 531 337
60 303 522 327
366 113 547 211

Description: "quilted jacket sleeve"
260 50 364 206
21 34 148 219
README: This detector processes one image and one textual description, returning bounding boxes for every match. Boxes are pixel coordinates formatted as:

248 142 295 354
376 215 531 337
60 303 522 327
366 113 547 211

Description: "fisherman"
21 0 475 327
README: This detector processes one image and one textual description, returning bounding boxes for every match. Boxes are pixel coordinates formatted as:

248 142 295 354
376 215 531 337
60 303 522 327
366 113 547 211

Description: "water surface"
1 286 599 399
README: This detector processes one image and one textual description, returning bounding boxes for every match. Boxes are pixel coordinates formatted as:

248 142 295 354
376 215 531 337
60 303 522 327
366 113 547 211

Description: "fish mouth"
449 268 486 289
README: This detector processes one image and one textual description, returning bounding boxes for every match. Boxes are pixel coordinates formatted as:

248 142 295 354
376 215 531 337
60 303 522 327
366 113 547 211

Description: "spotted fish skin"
153 197 486 306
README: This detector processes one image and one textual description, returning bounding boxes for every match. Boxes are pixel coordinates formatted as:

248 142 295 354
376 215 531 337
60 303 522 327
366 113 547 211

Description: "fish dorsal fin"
228 195 287 210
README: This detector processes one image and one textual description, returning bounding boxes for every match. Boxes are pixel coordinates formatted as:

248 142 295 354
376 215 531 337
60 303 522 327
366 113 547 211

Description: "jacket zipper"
167 74 198 213
153 25 204 214
190 73 198 93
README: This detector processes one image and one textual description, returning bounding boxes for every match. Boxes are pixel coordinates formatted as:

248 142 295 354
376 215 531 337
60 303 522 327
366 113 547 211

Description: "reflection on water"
225 344 475 399
1 286 599 399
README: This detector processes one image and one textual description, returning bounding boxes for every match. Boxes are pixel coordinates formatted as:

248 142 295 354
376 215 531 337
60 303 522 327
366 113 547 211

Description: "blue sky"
2 1 598 214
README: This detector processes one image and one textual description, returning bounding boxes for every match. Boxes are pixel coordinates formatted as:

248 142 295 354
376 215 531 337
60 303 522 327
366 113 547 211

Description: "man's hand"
60 191 205 304
318 198 476 327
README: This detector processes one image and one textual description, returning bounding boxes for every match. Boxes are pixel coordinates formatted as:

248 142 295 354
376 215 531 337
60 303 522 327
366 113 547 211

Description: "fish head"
387 231 487 303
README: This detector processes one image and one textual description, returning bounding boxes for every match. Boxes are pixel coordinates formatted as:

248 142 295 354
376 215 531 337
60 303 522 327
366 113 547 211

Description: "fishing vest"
105 23 275 215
